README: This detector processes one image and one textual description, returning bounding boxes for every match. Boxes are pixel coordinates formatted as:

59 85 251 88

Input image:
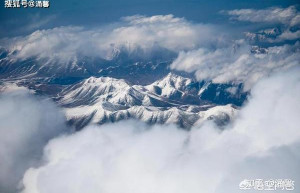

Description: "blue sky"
0 0 299 37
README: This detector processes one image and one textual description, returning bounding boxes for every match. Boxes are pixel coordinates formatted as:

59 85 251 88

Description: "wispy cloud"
225 6 300 26
224 6 300 43
23 14 57 33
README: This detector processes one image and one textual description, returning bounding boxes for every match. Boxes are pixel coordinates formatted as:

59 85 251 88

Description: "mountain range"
0 48 248 129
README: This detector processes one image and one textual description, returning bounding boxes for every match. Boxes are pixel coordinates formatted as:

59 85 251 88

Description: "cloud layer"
226 6 300 43
171 41 300 89
170 6 300 88
1 8 299 88
226 6 300 26
1 15 222 63
0 90 67 193
20 69 300 193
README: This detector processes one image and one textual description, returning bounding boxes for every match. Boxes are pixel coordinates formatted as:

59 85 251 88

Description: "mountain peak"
84 76 128 85
150 73 193 93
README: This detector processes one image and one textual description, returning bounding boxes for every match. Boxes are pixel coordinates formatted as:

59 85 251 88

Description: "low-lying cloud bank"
18 69 300 193
0 90 67 193
170 41 300 89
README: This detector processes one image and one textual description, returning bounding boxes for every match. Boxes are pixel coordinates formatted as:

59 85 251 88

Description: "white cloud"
1 15 222 63
277 29 300 41
0 90 67 193
225 6 300 43
1 12 298 88
245 28 300 43
23 14 57 33
170 41 300 89
20 69 300 193
226 6 300 26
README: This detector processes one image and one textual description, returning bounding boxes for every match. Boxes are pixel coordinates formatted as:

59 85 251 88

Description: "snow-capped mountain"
1 47 247 129
57 73 240 129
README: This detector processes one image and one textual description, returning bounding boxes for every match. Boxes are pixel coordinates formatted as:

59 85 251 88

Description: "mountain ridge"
57 73 240 129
